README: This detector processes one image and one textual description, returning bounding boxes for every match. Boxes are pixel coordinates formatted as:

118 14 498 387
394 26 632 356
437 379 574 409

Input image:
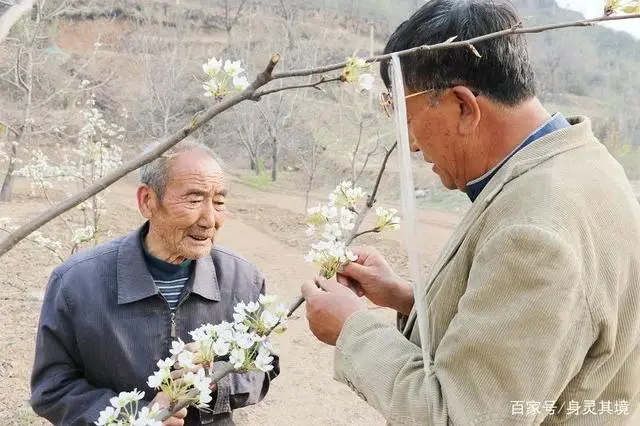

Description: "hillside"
0 0 639 210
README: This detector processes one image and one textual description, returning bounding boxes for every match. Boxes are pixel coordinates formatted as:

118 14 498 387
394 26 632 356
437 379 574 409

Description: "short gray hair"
139 136 223 199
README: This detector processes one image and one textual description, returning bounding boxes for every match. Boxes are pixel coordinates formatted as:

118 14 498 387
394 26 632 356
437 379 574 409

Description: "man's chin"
182 242 213 260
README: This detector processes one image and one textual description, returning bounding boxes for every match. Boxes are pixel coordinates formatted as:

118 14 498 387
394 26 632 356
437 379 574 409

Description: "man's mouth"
189 235 212 242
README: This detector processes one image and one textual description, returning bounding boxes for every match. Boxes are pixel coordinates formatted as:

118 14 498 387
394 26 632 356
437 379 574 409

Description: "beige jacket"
334 116 640 425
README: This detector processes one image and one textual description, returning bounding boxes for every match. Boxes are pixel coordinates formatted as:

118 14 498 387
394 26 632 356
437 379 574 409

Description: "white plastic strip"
390 54 431 364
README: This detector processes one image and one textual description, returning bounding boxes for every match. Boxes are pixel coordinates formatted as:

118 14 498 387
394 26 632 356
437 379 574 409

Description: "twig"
0 119 19 137
287 141 398 317
251 76 342 100
270 13 640 79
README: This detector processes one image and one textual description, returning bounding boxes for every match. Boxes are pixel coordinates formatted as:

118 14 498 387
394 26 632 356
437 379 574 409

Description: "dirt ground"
0 174 459 425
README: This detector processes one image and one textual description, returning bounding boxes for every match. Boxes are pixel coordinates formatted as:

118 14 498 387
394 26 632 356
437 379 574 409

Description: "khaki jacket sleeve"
333 225 595 425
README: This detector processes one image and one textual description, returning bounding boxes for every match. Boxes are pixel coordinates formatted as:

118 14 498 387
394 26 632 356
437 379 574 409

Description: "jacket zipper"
169 289 190 340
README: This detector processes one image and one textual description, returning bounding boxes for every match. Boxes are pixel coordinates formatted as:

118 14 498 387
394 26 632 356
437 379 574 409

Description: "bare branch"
0 119 19 136
251 76 342 100
271 13 640 80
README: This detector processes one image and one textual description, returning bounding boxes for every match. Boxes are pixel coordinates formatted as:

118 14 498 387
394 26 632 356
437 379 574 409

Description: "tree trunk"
0 140 18 201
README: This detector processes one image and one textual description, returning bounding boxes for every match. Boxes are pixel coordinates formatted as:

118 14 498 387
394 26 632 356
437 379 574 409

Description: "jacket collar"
117 222 221 304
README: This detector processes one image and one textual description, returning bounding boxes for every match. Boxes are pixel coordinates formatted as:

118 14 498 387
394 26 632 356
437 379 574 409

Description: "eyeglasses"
379 89 435 118
379 86 480 118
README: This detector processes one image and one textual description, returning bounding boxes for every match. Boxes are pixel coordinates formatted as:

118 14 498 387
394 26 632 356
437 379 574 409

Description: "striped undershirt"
141 232 193 311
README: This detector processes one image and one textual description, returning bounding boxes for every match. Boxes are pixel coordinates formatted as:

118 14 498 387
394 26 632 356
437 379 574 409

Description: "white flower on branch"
202 57 223 76
224 59 244 77
304 181 399 278
358 73 375 91
342 57 375 92
375 207 401 231
233 75 250 91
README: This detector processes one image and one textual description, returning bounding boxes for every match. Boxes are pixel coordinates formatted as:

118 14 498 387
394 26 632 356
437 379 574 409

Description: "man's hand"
174 344 218 392
149 392 188 426
301 277 367 346
337 246 414 315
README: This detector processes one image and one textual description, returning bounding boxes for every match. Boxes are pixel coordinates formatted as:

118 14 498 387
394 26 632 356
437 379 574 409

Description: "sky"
555 0 640 39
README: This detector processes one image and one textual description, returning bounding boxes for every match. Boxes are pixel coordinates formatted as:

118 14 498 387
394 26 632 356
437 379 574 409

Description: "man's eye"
188 198 203 204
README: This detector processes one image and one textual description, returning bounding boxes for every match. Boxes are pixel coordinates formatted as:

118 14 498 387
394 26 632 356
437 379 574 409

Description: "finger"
314 277 340 292
341 261 370 281
336 273 363 296
175 407 188 419
301 279 322 300
163 417 184 426
184 342 198 353
209 382 217 391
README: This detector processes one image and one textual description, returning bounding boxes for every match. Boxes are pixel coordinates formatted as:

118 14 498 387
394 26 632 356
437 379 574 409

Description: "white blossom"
229 348 246 369
202 57 223 75
95 406 120 425
224 59 244 77
358 73 375 91
169 338 185 356
254 346 274 372
233 75 250 91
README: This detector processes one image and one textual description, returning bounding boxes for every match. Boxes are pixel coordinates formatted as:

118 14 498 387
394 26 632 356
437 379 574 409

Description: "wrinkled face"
400 86 481 191
138 150 227 262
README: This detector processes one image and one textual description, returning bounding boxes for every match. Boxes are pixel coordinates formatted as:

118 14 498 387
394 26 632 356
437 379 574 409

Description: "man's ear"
451 86 481 136
137 185 156 219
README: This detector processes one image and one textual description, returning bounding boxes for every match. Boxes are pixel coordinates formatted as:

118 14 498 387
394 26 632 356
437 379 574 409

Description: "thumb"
301 279 322 300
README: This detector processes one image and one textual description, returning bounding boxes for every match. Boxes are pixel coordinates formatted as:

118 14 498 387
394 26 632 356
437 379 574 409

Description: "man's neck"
470 97 551 182
144 226 186 265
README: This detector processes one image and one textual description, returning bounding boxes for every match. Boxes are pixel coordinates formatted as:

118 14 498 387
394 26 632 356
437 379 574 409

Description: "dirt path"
0 178 457 425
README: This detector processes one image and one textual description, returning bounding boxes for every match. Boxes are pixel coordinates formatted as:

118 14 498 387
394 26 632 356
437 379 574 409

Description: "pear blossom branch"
2 12 640 257
287 141 398 316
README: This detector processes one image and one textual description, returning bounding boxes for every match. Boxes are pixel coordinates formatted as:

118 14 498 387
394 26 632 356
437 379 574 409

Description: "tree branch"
270 13 640 80
0 119 19 136
287 141 398 316
251 76 342 100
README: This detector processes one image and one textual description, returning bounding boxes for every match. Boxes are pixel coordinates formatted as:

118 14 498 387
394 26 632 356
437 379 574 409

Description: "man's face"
405 87 479 191
141 150 227 262
402 88 474 191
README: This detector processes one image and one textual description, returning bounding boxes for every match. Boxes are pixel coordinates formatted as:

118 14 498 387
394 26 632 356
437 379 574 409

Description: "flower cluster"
96 295 286 425
95 390 161 426
202 57 250 98
304 181 400 278
605 0 640 15
342 57 375 92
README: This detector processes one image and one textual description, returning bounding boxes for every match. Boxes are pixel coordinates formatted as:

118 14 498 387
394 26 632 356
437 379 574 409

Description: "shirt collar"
465 113 571 202
117 222 220 304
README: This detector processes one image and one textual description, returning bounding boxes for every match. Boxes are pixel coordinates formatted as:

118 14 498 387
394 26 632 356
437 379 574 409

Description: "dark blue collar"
465 113 571 202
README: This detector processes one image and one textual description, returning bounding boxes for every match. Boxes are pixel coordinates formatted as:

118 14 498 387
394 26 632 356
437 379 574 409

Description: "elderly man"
302 0 640 424
30 140 279 425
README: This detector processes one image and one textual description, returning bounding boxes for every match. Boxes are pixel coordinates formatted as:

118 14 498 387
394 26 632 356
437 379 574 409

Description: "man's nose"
197 201 216 228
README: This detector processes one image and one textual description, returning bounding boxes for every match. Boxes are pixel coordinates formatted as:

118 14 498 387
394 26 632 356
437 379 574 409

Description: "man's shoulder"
211 245 259 270
210 245 263 280
51 235 126 281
